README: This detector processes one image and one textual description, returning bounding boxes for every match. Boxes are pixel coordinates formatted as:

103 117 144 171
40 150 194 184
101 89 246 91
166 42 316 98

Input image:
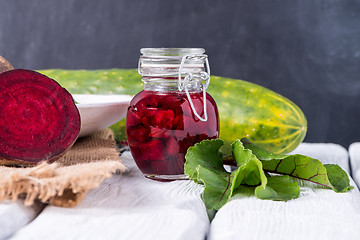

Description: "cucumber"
38 69 307 155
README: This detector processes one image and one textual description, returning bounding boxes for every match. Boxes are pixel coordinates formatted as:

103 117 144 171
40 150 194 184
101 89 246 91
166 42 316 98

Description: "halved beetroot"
0 69 81 166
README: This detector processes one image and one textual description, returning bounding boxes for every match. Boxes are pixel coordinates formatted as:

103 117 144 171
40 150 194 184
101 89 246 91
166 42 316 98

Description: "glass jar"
126 48 219 180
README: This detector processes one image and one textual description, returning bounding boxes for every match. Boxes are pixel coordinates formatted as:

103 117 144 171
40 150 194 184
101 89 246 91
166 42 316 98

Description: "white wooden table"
2 143 360 240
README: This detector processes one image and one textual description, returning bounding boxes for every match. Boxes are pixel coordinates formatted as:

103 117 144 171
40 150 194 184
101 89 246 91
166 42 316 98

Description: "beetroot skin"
0 69 81 166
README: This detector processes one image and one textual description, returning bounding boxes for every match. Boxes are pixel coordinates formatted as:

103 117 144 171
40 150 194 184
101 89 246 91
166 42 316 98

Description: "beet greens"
184 138 353 211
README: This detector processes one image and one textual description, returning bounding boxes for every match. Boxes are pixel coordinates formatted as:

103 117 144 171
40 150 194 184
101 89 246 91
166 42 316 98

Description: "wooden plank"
209 143 360 240
349 142 360 188
11 152 209 240
0 200 43 240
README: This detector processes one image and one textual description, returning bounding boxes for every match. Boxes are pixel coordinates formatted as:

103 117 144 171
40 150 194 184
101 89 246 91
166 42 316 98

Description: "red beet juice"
126 90 219 177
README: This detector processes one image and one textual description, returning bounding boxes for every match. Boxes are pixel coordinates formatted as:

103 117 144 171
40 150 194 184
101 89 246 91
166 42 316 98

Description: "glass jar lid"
138 48 207 77
140 48 205 56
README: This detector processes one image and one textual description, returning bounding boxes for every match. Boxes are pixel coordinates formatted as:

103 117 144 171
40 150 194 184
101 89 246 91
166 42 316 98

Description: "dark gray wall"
1 0 359 148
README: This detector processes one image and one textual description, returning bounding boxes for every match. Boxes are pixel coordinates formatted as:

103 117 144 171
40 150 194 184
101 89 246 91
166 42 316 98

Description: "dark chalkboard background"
1 0 359 148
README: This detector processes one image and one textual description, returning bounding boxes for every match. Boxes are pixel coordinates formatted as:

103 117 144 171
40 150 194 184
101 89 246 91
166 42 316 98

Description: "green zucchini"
38 69 307 155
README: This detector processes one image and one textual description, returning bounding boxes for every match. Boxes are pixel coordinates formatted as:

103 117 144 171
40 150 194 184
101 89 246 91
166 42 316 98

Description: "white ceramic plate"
73 94 133 137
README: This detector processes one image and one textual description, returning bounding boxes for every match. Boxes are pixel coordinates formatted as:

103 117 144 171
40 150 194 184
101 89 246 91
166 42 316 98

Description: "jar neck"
142 77 204 92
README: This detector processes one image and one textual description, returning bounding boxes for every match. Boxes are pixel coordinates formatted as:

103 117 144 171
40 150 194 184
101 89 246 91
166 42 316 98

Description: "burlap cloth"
0 129 126 207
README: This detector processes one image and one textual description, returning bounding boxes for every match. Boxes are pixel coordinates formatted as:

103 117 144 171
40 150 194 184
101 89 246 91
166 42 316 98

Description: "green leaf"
184 139 236 210
324 164 354 192
185 139 267 210
241 138 353 193
184 139 225 184
230 185 256 199
241 137 287 160
232 139 267 188
197 166 233 210
255 175 300 201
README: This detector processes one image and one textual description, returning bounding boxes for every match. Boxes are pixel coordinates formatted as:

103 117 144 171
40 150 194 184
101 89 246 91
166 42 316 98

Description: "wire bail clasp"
178 55 210 122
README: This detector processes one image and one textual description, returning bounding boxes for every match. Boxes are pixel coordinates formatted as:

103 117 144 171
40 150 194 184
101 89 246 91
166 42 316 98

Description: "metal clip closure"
178 55 210 122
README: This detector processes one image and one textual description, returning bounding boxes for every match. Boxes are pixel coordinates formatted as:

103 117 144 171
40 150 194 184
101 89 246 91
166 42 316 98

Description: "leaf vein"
217 174 231 208
274 160 283 172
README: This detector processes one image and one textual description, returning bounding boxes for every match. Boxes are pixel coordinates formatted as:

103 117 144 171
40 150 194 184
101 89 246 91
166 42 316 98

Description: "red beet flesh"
126 90 219 176
0 69 81 166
